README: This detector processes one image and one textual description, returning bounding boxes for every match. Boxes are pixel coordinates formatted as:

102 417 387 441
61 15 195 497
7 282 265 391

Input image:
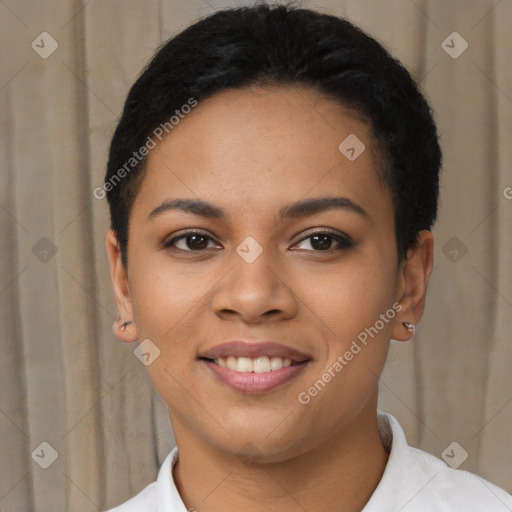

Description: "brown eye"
293 230 353 252
309 234 335 250
164 231 220 251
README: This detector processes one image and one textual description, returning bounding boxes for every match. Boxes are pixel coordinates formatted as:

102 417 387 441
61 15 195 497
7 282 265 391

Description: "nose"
211 247 299 324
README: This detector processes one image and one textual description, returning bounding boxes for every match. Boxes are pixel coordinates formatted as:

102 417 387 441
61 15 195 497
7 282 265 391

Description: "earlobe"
392 230 434 342
120 321 133 331
112 318 138 343
391 321 416 343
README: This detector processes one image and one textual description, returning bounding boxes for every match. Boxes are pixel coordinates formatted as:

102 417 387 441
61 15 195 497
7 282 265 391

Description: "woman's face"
108 86 424 461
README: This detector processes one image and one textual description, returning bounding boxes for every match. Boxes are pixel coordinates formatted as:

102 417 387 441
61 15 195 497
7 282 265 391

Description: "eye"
163 230 221 251
163 229 353 253
292 230 353 252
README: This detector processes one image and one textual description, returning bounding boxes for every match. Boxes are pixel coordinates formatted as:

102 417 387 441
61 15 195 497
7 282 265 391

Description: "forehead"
133 86 391 223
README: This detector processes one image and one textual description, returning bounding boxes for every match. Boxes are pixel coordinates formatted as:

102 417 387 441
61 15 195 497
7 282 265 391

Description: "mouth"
198 341 312 394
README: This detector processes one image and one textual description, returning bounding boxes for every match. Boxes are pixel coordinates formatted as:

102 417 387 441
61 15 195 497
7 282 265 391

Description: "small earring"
120 321 133 331
403 322 415 335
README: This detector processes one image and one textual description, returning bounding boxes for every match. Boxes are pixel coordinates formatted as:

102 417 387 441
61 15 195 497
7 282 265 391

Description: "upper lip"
199 341 312 363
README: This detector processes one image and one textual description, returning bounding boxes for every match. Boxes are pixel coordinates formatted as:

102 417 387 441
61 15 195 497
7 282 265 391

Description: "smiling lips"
199 341 312 394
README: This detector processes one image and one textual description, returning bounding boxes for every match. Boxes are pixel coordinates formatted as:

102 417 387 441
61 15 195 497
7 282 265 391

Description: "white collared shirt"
105 412 512 511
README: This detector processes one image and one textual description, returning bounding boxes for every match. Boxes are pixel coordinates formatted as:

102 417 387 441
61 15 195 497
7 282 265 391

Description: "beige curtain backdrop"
1 0 511 510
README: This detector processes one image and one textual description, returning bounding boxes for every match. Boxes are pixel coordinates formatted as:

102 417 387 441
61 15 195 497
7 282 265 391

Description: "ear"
105 229 138 343
391 230 434 342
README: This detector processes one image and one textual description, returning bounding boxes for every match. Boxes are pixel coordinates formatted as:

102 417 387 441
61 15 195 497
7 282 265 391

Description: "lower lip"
201 360 308 394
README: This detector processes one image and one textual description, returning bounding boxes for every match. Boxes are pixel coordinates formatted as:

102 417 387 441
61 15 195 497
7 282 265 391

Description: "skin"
106 85 434 512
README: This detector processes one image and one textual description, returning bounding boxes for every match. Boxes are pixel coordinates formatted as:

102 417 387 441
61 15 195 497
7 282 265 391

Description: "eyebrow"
147 196 368 221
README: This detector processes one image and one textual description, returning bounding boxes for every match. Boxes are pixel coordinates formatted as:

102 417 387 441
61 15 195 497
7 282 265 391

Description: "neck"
171 405 389 512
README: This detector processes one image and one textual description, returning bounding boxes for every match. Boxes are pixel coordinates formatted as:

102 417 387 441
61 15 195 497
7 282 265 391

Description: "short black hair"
105 2 442 268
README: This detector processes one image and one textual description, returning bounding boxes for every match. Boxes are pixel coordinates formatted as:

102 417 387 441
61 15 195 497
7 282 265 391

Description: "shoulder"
103 446 179 511
368 413 512 511
408 445 512 509
103 481 157 512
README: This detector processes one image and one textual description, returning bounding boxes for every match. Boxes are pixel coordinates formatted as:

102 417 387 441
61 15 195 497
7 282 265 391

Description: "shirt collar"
362 411 439 511
156 446 187 512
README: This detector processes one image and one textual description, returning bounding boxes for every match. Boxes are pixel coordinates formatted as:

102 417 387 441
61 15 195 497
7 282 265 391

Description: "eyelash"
163 228 354 253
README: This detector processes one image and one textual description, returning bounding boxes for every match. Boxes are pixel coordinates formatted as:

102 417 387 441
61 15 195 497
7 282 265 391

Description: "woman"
103 4 512 511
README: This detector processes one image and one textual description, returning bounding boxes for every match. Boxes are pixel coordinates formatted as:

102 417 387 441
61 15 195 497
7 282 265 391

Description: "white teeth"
213 356 295 373
236 357 253 373
270 356 283 370
226 356 237 371
253 356 270 373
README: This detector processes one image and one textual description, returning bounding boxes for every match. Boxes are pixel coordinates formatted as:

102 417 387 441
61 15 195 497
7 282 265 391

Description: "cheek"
130 253 210 340
129 259 210 409
302 254 397 336
293 269 394 441
299 253 397 415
